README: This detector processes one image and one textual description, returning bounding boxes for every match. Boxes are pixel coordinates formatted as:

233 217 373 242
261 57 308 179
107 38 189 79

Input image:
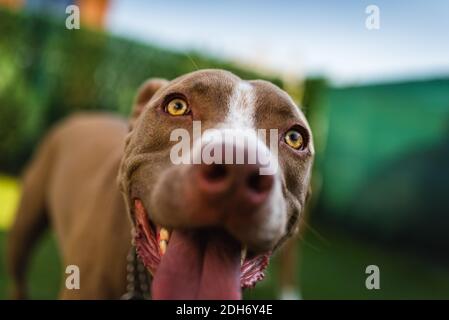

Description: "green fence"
312 78 449 254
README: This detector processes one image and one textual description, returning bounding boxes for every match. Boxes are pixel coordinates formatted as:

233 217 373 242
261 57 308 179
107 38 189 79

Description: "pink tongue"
151 229 242 300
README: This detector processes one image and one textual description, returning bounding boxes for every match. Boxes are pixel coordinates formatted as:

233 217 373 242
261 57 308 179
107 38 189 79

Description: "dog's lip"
132 198 270 290
132 198 249 264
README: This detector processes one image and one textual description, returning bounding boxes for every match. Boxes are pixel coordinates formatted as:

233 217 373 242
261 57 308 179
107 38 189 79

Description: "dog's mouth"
133 199 270 300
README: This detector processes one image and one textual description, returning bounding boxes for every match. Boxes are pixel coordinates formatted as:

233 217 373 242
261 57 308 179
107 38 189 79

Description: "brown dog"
7 69 314 299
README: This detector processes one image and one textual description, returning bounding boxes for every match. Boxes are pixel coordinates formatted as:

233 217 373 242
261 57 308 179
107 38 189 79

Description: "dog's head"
118 69 314 299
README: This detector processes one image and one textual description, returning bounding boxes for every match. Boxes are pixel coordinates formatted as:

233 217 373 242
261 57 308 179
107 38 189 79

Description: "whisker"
185 53 200 71
298 215 330 248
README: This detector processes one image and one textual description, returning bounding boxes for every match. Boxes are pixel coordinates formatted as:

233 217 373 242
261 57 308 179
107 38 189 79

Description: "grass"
1 226 449 299
297 228 449 299
1 176 449 299
0 231 62 299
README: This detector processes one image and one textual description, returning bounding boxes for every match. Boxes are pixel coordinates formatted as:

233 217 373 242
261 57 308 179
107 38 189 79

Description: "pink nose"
194 143 274 207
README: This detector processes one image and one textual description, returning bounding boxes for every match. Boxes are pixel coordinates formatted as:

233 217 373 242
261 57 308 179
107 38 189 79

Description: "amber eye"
284 129 304 150
166 98 189 116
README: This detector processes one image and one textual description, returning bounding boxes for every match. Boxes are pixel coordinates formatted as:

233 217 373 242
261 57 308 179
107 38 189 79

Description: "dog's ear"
131 78 169 122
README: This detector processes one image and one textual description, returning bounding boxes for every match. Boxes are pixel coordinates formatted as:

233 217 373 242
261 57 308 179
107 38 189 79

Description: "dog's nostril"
247 171 273 194
202 164 228 181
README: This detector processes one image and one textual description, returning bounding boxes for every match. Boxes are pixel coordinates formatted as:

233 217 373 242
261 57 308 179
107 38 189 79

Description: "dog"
7 69 314 299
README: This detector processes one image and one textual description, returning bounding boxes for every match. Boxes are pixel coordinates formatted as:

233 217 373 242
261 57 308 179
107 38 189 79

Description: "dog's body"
8 114 132 299
8 70 314 299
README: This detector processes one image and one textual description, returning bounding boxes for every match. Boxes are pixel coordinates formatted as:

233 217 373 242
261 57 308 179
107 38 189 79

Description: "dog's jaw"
133 199 270 290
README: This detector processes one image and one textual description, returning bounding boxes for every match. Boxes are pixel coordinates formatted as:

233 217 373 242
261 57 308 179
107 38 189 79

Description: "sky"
106 0 449 84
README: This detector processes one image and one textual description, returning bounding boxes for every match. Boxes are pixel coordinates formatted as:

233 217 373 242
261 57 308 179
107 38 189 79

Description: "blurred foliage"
0 175 20 230
0 8 282 174
302 77 328 116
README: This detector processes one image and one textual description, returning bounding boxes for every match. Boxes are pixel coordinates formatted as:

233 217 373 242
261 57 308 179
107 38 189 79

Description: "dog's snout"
197 163 230 193
247 170 273 194
194 142 274 207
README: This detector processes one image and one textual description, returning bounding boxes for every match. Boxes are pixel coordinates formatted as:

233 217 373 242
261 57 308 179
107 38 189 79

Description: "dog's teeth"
159 240 167 255
159 228 170 241
240 246 247 265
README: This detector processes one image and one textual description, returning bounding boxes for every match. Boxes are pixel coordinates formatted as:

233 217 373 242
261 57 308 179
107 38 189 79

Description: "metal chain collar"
120 243 151 300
